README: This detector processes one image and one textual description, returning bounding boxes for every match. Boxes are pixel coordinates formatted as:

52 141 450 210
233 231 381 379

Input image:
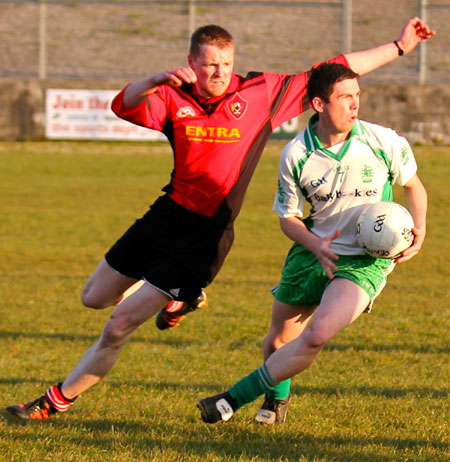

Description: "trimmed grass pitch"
0 141 448 462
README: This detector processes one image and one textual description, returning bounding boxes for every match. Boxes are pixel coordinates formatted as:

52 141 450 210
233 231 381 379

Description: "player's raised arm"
345 17 435 76
122 66 198 108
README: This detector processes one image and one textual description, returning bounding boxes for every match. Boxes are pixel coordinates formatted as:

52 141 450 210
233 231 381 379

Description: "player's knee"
304 322 333 350
80 289 99 308
81 286 112 309
99 316 128 348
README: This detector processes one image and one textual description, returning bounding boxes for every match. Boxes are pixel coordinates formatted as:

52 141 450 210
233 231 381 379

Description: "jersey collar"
305 113 364 161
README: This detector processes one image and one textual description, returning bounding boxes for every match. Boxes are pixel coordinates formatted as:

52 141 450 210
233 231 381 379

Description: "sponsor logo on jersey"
185 125 241 143
227 93 248 120
360 165 375 183
176 106 196 118
313 188 379 202
311 176 328 188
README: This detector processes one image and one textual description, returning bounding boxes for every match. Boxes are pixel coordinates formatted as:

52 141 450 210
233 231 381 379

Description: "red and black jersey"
112 55 348 221
111 55 349 283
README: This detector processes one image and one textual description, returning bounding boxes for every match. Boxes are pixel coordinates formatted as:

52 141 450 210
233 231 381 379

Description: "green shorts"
272 243 395 311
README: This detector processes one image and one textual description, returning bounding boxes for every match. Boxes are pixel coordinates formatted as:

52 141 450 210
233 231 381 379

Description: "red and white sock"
45 383 77 412
165 300 185 313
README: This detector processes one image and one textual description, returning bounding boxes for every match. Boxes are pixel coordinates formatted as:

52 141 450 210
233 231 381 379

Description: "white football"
356 202 415 259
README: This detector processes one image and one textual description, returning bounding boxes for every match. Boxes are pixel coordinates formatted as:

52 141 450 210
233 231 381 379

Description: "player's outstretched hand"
396 17 436 54
394 226 426 264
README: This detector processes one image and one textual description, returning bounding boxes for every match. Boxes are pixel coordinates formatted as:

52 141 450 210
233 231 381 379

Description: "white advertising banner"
45 89 167 141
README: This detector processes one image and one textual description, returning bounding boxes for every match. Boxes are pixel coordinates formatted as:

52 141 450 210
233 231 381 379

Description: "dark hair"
307 63 359 104
189 24 234 56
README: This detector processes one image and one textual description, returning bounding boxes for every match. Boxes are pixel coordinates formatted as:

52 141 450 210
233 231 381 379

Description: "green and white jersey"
274 114 417 255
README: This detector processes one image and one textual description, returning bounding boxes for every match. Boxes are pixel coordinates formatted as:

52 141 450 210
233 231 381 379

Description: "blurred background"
0 0 449 142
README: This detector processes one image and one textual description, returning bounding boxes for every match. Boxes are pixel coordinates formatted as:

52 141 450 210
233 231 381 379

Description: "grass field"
0 141 448 462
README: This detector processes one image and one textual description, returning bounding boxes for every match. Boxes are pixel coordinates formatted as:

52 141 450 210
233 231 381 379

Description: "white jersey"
274 115 417 255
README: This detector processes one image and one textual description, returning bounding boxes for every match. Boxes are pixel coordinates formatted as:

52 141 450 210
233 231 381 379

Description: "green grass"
0 141 448 462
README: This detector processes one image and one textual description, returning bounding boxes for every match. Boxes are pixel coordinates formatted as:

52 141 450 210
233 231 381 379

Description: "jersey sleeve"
386 129 418 186
273 137 306 218
111 85 168 131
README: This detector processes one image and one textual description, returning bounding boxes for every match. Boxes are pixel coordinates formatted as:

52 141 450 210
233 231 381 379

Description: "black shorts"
105 195 227 302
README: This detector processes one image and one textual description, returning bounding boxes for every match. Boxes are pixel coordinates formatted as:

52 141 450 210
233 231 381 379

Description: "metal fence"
0 0 449 83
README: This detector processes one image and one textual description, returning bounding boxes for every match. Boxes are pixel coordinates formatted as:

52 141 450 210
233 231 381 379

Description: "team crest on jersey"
360 165 374 183
176 106 196 118
227 93 248 120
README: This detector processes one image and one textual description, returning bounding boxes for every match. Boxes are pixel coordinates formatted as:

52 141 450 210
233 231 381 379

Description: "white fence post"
39 0 47 79
419 0 427 84
189 0 196 41
342 0 352 54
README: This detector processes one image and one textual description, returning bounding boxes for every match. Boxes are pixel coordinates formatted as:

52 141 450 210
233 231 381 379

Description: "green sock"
266 379 291 400
228 364 278 409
